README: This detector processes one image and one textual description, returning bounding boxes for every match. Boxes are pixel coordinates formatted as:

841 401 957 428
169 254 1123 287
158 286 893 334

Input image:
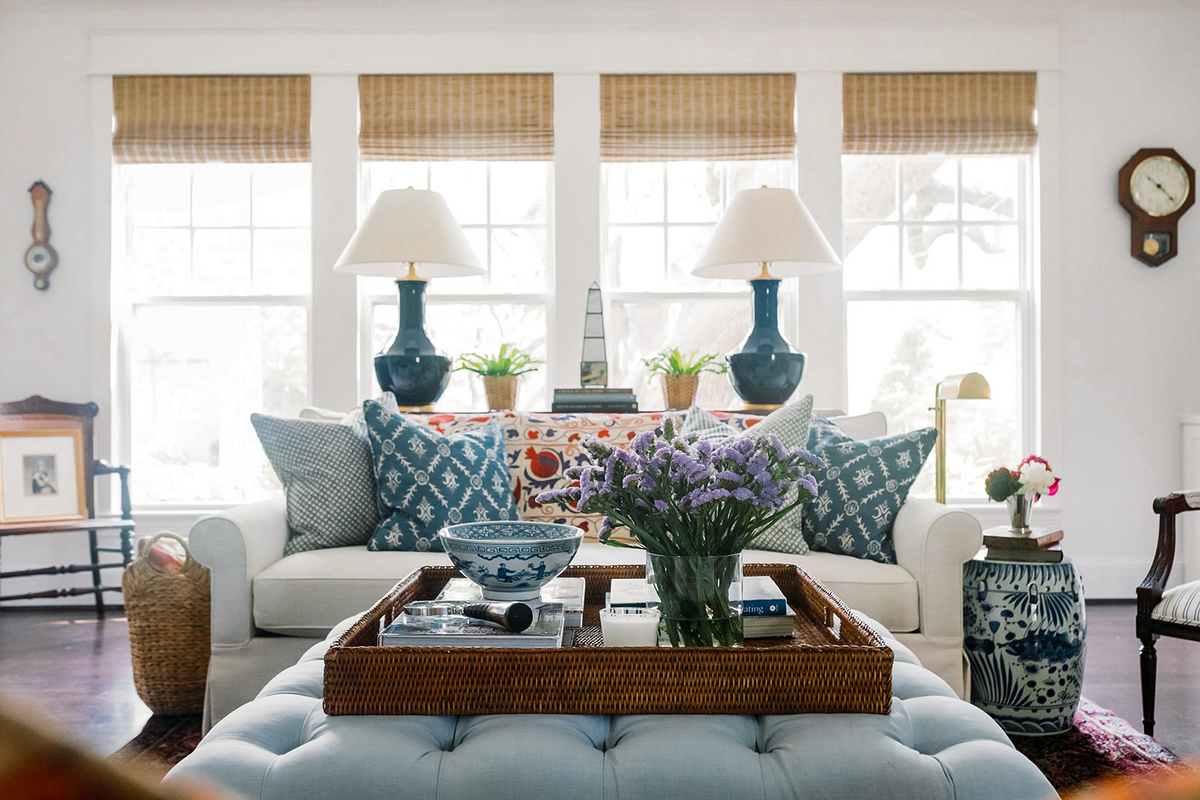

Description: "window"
841 72 1038 502
114 162 311 504
111 75 312 505
602 159 796 409
360 161 551 411
842 155 1031 500
600 74 799 409
356 74 553 410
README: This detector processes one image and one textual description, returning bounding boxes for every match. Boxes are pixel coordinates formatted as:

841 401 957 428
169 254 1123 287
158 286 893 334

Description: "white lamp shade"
334 188 484 278
692 187 842 279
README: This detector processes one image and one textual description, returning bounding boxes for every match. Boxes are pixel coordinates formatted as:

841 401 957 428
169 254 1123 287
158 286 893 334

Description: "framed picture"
0 428 87 524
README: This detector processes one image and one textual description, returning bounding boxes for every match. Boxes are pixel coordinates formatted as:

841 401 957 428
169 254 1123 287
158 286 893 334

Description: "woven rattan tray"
324 563 893 717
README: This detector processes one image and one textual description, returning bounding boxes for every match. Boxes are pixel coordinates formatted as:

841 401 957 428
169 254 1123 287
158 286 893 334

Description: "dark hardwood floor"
0 601 1196 760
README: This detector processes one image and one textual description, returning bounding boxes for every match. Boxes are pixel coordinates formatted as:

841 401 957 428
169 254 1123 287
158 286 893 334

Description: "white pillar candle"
600 607 660 647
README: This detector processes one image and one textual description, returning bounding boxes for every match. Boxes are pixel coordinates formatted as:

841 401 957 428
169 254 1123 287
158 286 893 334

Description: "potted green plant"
642 348 726 410
455 343 543 411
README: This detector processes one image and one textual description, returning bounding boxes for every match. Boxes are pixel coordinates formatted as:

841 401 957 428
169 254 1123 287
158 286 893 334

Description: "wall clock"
1118 149 1195 267
25 180 58 290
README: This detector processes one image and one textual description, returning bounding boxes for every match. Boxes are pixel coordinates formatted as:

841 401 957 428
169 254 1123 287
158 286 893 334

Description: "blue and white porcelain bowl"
438 521 585 600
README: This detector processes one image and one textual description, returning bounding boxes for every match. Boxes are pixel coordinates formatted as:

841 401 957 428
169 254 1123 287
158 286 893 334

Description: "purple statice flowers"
536 418 823 556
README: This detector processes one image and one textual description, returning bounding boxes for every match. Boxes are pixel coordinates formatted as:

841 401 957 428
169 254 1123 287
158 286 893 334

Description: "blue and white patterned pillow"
803 416 937 564
251 413 379 555
364 400 518 552
679 396 815 555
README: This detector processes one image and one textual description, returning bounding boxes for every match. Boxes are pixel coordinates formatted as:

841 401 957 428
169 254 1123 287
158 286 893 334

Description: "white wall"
0 2 1197 601
1056 8 1200 595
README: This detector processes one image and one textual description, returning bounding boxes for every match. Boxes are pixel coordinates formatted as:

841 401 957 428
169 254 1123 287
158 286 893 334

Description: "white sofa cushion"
253 541 918 637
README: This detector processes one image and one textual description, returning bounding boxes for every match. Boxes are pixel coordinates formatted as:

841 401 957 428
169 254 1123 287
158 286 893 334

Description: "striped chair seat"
1151 581 1200 626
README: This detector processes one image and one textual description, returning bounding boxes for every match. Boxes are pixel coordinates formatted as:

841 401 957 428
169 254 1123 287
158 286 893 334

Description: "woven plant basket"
661 374 699 410
122 533 211 716
483 375 518 410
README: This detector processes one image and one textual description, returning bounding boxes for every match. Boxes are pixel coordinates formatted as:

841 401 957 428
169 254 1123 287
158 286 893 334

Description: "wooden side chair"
1136 491 1200 736
0 395 135 614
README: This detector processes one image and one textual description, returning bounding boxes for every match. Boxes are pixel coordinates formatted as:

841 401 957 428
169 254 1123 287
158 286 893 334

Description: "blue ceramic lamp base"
727 278 805 406
376 279 452 407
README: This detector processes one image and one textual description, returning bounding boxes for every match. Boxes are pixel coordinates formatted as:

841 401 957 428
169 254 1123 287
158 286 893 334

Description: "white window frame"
841 153 1037 504
358 161 555 406
111 163 313 511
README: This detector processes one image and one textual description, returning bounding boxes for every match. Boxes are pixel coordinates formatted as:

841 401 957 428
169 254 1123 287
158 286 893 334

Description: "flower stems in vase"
648 553 743 647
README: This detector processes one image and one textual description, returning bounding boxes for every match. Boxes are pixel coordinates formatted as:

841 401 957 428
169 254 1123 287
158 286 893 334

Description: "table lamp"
335 188 484 407
692 187 841 407
932 372 991 504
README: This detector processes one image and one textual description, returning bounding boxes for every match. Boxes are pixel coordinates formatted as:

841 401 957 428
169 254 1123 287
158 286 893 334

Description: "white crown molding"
88 27 1060 76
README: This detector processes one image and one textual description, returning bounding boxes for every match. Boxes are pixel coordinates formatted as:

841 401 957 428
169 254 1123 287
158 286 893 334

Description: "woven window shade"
359 74 554 161
112 76 311 164
601 74 796 162
843 72 1037 155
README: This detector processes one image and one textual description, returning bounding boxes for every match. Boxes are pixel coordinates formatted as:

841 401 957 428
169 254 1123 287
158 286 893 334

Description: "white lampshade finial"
334 188 484 279
692 187 842 279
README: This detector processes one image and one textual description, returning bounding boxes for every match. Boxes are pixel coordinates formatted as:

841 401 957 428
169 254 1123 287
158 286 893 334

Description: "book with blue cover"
607 575 789 616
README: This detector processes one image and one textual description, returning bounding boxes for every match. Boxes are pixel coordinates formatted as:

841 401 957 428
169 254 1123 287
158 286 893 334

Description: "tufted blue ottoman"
165 615 1056 800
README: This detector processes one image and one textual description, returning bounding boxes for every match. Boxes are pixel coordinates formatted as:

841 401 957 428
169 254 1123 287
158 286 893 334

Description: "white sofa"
190 411 982 731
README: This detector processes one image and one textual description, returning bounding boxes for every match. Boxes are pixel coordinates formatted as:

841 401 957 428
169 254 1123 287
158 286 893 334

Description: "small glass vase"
645 552 743 647
1006 493 1035 535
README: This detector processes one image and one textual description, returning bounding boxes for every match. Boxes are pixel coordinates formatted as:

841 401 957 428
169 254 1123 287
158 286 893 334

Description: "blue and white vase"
962 559 1086 735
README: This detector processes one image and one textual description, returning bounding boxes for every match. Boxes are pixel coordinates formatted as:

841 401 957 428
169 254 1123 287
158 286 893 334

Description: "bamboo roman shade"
112 76 311 164
359 74 554 161
601 74 796 162
843 72 1037 155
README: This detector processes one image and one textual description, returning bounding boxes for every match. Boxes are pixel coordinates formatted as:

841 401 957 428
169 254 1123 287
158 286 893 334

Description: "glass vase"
645 552 743 647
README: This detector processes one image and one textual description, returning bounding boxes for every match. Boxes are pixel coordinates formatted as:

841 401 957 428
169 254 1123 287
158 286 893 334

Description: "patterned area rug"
109 714 203 782
1010 697 1191 793
109 699 1187 793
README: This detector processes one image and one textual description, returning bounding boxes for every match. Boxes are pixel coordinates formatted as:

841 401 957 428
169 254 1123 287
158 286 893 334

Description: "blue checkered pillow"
803 416 937 564
679 397 815 555
363 400 518 552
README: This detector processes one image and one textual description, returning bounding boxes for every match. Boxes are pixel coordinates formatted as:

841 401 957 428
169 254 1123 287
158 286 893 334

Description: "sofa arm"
891 498 982 641
189 499 288 648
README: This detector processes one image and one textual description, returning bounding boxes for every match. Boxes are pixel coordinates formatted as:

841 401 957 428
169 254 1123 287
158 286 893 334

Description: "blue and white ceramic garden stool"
962 555 1087 735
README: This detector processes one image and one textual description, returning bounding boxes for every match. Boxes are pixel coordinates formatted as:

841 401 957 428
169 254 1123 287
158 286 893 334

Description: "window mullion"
551 74 602 395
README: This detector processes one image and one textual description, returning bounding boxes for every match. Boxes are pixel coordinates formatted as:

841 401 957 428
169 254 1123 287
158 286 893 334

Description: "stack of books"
551 387 638 413
983 526 1065 563
607 575 796 639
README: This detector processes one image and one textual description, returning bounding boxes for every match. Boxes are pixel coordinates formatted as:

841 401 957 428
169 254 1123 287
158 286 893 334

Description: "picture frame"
0 428 87 524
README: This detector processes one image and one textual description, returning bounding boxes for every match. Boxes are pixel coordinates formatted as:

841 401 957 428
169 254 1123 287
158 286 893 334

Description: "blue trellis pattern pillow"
364 400 518 552
803 418 937 564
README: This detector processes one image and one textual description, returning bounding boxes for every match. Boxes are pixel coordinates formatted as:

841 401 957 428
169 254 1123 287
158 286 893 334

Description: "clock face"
24 244 56 274
1130 155 1191 217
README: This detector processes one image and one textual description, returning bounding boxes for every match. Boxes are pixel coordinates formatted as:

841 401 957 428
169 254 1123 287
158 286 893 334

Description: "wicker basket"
122 533 211 716
482 375 518 410
661 374 699 410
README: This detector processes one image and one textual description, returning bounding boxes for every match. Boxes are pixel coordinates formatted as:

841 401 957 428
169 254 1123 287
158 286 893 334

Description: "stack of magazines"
551 387 638 413
378 602 566 648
